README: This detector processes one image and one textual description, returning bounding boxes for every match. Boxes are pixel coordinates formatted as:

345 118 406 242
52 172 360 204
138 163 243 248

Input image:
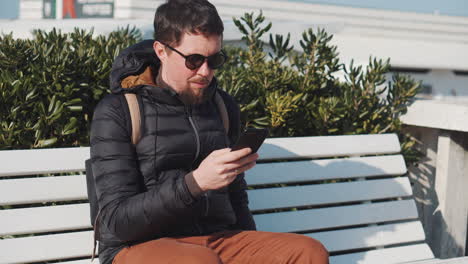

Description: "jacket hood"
109 40 219 105
109 40 159 94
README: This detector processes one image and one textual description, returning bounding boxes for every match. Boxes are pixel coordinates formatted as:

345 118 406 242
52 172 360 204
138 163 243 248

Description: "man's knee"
294 235 329 262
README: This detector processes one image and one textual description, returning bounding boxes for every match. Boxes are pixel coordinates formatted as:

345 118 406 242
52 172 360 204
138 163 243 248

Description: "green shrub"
0 13 420 161
217 12 420 161
0 27 141 149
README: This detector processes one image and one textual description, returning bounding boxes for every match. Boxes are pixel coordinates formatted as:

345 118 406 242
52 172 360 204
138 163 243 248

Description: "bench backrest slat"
248 155 406 185
247 177 412 211
253 200 419 233
0 134 400 177
0 154 406 206
0 231 93 264
312 221 426 252
0 148 89 177
0 204 90 236
330 244 434 264
0 177 412 236
257 134 401 160
0 175 87 206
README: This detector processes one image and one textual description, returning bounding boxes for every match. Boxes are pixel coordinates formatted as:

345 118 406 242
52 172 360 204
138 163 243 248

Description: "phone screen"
231 128 268 153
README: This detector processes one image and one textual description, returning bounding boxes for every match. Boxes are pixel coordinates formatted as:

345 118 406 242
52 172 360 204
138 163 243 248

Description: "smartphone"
231 128 269 153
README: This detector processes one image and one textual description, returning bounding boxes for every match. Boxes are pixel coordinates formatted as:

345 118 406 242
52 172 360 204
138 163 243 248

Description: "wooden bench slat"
0 134 400 177
0 231 432 264
0 147 89 177
0 222 427 264
0 231 94 264
51 246 437 264
1 195 415 236
258 134 401 160
0 176 411 234
247 177 412 211
0 204 91 236
330 244 435 264
0 175 87 206
247 155 407 185
310 221 426 252
0 155 406 206
405 257 468 264
254 200 419 233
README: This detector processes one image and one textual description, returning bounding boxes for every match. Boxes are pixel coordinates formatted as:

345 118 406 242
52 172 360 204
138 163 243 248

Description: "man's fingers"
218 147 252 163
210 148 232 157
223 153 258 172
229 161 257 176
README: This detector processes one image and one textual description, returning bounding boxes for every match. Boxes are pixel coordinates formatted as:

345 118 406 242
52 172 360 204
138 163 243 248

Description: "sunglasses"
160 42 227 70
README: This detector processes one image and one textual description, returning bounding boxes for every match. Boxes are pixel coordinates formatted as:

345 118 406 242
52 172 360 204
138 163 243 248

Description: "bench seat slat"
0 222 430 264
51 245 436 264
309 221 426 252
330 244 435 264
254 200 419 233
248 155 407 185
0 175 87 206
0 204 91 236
248 177 412 211
0 224 430 264
0 147 89 177
258 134 401 160
0 231 94 264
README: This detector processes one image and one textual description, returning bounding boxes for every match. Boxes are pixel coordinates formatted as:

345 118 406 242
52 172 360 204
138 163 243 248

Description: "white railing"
401 99 468 258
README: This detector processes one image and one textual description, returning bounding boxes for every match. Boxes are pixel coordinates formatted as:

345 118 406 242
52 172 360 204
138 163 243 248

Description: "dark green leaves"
218 12 420 160
0 27 142 149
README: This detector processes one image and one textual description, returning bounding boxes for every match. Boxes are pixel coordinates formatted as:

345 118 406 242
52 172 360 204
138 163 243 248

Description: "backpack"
85 92 230 251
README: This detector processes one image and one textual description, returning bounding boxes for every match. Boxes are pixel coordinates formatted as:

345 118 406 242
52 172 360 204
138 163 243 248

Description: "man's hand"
192 148 258 192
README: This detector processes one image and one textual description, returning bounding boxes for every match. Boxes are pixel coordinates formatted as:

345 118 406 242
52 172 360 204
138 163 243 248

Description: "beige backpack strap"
214 91 229 135
124 93 141 145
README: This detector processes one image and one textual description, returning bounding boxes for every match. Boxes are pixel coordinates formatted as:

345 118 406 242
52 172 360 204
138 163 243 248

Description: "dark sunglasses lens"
186 54 205 70
208 53 226 69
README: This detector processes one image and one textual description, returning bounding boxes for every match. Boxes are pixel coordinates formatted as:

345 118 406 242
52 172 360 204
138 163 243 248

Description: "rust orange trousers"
113 230 329 264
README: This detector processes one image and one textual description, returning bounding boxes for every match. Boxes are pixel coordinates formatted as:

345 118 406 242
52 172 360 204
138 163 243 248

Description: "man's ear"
153 41 166 62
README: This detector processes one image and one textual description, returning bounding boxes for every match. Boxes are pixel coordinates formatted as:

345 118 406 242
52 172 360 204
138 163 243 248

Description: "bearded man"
90 0 329 263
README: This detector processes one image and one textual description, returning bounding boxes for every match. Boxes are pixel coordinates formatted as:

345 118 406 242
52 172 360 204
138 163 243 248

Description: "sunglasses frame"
159 41 227 70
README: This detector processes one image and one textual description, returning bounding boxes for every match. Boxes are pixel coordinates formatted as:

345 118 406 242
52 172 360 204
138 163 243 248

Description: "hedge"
0 13 420 161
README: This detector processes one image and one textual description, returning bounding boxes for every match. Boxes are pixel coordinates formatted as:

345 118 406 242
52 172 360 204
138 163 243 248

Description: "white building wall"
19 0 42 19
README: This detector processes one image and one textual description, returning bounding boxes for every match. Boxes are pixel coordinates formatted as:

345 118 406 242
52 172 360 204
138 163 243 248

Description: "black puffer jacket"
90 40 256 264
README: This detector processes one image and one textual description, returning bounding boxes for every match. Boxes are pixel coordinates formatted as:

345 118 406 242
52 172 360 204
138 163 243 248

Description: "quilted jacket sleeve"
90 94 202 242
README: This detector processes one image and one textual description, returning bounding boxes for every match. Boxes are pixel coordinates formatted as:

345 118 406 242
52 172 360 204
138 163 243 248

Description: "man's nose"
197 60 212 76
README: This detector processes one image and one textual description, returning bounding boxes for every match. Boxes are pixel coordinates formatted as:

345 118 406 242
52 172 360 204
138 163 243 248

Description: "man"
90 0 329 263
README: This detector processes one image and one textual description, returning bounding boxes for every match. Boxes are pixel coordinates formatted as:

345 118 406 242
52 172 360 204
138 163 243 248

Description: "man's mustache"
189 76 210 84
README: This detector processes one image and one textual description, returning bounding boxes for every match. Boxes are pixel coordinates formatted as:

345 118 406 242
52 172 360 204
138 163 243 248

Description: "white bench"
0 133 436 264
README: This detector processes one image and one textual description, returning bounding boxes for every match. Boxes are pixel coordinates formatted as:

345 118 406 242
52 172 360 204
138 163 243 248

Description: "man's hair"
153 0 224 45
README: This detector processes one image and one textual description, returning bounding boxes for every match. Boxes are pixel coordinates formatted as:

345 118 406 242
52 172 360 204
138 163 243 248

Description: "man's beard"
156 69 210 105
179 76 210 105
179 88 206 105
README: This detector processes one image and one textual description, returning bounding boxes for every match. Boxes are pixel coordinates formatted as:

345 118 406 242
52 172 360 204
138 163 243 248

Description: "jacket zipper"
186 106 201 162
185 106 210 221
